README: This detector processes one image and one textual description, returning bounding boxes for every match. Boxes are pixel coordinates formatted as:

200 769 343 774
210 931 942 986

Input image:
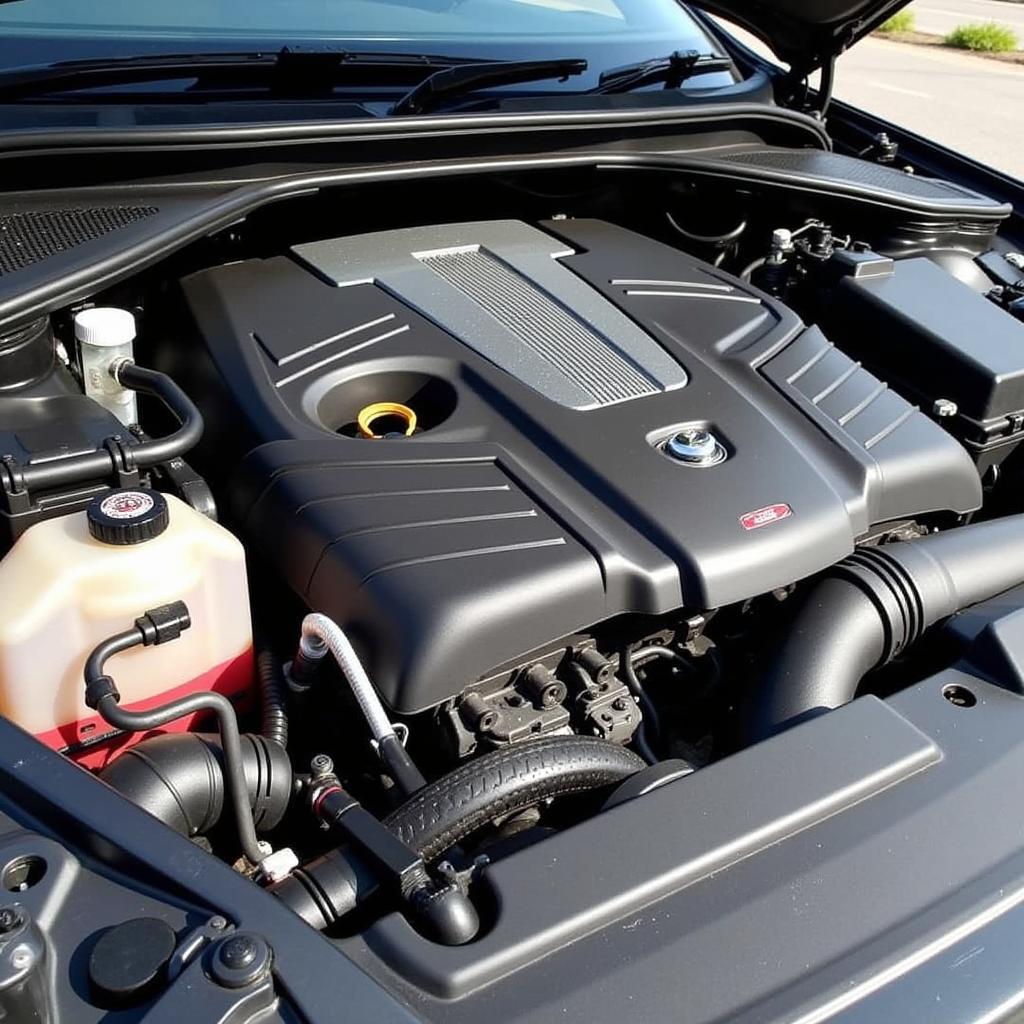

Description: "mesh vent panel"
0 206 158 276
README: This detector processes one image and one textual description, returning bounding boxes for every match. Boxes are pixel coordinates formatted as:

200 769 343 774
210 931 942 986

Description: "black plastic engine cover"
179 219 981 713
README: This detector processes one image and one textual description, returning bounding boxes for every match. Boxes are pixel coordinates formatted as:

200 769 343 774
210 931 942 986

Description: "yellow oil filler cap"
357 402 417 439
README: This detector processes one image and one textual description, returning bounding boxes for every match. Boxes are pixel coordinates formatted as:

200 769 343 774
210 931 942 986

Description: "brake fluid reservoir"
0 489 252 769
74 306 138 426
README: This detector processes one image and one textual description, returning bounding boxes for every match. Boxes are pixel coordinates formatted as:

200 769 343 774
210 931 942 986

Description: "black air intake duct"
747 514 1024 742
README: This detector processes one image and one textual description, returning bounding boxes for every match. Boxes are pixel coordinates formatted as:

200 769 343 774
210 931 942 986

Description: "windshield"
0 0 730 89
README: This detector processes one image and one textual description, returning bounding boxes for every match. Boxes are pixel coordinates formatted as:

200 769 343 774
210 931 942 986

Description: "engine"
2 157 1024 945
177 217 979 730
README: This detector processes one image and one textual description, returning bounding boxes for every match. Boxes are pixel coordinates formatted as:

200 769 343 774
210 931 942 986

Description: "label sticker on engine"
739 503 792 531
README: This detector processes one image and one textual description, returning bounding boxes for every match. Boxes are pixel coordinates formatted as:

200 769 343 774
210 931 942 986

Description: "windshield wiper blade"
594 50 732 94
390 58 587 116
0 48 474 101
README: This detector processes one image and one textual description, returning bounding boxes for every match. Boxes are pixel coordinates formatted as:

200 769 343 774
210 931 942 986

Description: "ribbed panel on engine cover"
179 219 981 713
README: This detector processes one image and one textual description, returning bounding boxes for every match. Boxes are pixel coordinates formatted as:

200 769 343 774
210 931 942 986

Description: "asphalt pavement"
832 36 1024 181
907 0 1024 37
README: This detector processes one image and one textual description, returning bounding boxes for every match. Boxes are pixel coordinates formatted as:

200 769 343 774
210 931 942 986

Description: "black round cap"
88 916 176 1006
87 489 169 546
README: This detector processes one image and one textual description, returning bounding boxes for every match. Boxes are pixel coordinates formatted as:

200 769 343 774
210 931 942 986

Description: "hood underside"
692 0 912 71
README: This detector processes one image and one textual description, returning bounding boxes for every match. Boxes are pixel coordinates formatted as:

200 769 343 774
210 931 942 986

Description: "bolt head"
933 398 958 418
219 935 258 970
211 932 272 989
310 754 334 777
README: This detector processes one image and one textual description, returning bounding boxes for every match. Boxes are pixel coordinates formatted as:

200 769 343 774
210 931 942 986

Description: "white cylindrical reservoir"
74 307 138 426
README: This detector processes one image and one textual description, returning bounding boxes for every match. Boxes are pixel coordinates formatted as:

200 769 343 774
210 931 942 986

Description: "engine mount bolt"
933 398 958 418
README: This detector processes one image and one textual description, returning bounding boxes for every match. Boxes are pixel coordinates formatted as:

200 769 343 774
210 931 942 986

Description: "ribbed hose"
301 614 393 741
256 644 289 749
273 734 646 929
383 735 645 863
747 513 1024 742
300 613 426 796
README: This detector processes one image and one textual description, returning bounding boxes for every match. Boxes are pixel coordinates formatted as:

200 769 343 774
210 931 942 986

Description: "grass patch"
944 22 1018 51
877 10 915 33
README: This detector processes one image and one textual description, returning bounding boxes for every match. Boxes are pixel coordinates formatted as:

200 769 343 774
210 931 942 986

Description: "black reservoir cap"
87 489 169 545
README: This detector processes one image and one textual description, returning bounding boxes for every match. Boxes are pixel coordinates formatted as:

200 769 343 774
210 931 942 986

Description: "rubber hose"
13 362 202 494
620 648 662 759
96 690 266 864
747 513 1024 743
301 613 393 741
300 612 426 796
383 735 645 864
256 644 289 749
99 731 292 837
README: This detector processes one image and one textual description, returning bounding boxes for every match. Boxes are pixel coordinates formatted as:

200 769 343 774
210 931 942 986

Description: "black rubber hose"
383 735 645 864
95 690 266 864
747 513 1024 743
255 644 289 749
620 647 661 762
12 361 202 493
99 731 292 838
274 735 646 929
84 608 267 865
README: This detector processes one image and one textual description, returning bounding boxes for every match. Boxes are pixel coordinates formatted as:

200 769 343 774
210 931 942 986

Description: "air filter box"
823 251 1024 475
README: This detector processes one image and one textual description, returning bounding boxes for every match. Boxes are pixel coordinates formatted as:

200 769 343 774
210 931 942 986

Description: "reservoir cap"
73 306 137 348
87 489 169 545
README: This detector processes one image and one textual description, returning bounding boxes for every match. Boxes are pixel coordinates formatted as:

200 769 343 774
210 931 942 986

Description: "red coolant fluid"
0 489 253 770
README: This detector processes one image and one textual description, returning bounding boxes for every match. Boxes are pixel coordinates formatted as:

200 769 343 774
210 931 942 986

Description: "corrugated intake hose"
746 513 1024 743
99 731 292 838
273 735 645 929
383 734 645 864
256 643 289 749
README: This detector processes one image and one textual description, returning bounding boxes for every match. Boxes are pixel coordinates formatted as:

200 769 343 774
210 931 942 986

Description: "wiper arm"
0 47 474 101
390 58 587 116
594 50 733 94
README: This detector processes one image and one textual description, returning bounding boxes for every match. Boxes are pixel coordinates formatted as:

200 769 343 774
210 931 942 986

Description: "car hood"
691 0 912 71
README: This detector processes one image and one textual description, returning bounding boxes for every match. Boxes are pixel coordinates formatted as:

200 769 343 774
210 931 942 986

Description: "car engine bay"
3 137 1024 981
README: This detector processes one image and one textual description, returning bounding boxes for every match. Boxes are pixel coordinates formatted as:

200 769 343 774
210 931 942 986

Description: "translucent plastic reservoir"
0 493 252 767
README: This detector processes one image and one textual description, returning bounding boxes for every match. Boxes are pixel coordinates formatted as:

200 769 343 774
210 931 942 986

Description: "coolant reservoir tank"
0 489 252 768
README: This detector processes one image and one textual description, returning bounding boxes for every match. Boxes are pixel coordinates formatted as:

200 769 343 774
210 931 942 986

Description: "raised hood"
693 0 913 71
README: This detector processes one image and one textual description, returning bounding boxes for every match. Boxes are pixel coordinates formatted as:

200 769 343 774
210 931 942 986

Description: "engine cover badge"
739 504 793 531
